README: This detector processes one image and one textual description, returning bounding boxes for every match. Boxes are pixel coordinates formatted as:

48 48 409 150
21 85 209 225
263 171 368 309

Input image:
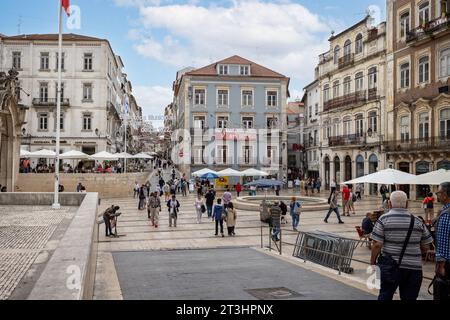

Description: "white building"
0 33 132 158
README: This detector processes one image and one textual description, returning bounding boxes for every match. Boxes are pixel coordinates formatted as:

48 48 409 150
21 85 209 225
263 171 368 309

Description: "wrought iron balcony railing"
328 134 366 147
406 15 450 43
32 98 70 106
323 90 366 112
338 54 354 69
384 136 450 152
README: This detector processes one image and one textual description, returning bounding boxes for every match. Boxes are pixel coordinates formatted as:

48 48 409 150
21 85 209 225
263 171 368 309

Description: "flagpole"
53 2 63 209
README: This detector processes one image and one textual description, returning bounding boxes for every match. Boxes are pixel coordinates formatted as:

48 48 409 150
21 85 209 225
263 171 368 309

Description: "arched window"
355 114 364 137
343 115 352 135
439 48 450 77
355 72 364 91
343 76 351 95
355 34 363 54
333 80 340 98
419 56 429 83
418 112 429 141
368 67 377 89
334 46 340 64
400 62 410 88
418 1 430 26
368 111 377 133
400 115 410 142
356 155 364 178
440 108 450 138
344 40 351 57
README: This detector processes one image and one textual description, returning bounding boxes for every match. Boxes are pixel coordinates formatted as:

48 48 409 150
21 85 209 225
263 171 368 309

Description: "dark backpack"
352 194 357 202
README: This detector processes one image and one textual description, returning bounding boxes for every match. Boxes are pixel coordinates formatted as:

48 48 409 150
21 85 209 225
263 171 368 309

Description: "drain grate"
245 287 303 300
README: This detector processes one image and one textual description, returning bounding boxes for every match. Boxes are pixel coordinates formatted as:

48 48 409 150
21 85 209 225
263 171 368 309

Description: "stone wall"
16 172 150 198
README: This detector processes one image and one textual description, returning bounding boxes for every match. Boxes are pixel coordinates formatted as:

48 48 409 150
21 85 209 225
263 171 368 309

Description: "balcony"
384 136 450 153
366 28 378 42
406 15 450 45
323 90 366 112
338 54 354 69
32 98 70 107
328 134 366 147
367 88 378 101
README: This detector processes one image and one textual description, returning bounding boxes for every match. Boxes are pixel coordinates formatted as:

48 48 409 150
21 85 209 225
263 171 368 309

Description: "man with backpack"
213 198 225 237
289 197 301 231
167 194 180 227
270 201 282 241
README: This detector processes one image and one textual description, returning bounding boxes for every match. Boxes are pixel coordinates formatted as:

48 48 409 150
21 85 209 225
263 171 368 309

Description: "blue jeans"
378 268 423 300
206 205 213 218
272 226 280 241
291 213 299 229
325 207 342 222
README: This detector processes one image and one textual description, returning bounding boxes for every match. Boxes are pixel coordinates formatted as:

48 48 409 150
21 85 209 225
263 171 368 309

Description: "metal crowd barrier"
292 231 362 274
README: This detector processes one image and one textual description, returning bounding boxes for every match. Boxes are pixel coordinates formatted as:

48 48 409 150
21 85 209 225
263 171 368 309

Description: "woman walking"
138 184 148 210
225 202 237 236
324 190 344 224
194 194 205 224
289 197 301 231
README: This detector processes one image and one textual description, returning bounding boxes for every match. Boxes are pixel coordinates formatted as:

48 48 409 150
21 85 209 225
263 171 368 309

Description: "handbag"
221 207 227 220
377 215 415 284
200 204 206 213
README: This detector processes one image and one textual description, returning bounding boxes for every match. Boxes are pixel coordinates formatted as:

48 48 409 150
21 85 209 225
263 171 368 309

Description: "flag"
61 0 70 16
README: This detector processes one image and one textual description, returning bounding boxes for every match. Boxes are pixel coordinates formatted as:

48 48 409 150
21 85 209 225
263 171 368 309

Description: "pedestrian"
382 195 390 214
348 189 356 215
235 182 242 197
356 183 363 200
225 202 237 236
148 192 161 227
279 201 288 225
330 178 336 196
342 185 351 216
205 188 215 220
275 184 281 196
172 167 176 181
289 197 301 231
163 183 171 201
167 194 180 227
380 184 388 204
294 177 300 192
324 190 344 224
181 179 187 196
316 177 321 193
434 182 450 300
159 177 165 189
250 185 257 196
76 182 82 193
422 192 435 224
370 190 433 300
133 181 140 198
103 205 120 237
138 184 148 210
213 198 225 237
310 179 315 194
222 188 232 210
270 201 282 241
304 179 309 196
194 194 205 224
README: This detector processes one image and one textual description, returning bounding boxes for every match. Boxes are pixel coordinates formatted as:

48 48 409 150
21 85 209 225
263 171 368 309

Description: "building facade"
0 33 134 159
171 56 290 180
385 0 450 199
316 16 387 192
286 100 305 180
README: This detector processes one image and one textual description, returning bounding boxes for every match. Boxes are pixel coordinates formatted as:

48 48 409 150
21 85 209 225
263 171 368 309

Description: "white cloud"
130 0 331 84
133 85 173 127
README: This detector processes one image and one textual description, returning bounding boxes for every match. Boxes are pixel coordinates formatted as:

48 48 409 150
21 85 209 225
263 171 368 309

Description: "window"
39 113 48 131
418 112 429 140
240 66 249 75
83 53 93 71
440 48 450 77
334 46 340 64
355 72 364 91
217 89 229 107
440 108 450 139
56 52 65 70
218 65 228 75
323 84 330 102
243 146 252 164
333 81 340 98
314 130 318 146
242 90 253 107
344 40 351 57
441 0 449 16
83 83 93 101
343 116 351 135
194 88 205 105
400 115 410 142
400 63 410 88
40 52 49 70
315 103 319 116
418 56 429 83
54 112 64 131
217 146 228 164
15 81 21 101
12 52 21 69
333 119 340 136
193 116 205 129
267 90 278 107
418 1 430 26
369 111 377 133
368 67 377 89
242 116 254 129
308 105 312 118
355 114 364 137
217 116 228 129
83 114 92 131
355 34 363 54
267 117 278 129
343 76 351 95
400 11 410 39
39 82 48 102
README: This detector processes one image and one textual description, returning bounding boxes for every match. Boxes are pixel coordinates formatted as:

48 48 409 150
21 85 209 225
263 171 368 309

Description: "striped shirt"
371 208 433 270
436 204 450 262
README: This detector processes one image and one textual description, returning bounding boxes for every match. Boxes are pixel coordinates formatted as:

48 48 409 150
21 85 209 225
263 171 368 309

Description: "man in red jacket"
235 182 242 197
342 185 350 216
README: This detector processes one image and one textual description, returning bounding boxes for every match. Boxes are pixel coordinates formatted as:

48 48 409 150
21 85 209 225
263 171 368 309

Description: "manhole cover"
245 287 303 300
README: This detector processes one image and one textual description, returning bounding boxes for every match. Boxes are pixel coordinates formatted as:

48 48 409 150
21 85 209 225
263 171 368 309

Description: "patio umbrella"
201 172 220 180
28 149 56 158
217 168 244 177
20 150 32 158
406 169 450 185
192 168 219 177
114 152 134 159
90 151 118 161
59 150 90 159
133 152 153 159
241 168 269 176
342 168 416 185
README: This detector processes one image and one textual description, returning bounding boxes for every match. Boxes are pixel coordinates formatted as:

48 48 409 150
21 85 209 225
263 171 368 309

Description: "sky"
0 0 386 127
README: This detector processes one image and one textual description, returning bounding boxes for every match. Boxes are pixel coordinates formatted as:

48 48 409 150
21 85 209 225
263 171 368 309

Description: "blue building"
170 56 290 180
